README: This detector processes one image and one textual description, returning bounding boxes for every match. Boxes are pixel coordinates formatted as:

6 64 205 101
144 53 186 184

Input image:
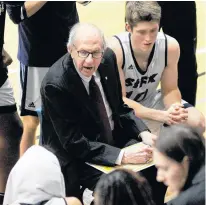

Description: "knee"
187 109 205 134
194 114 205 134
22 116 39 130
197 115 206 134
65 197 82 205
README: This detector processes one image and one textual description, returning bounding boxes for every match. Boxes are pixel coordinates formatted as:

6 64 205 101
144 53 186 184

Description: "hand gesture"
140 131 157 146
2 48 13 67
122 145 153 164
166 103 188 125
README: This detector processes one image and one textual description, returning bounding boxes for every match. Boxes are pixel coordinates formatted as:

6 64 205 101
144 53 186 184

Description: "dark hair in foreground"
94 169 155 205
155 124 205 188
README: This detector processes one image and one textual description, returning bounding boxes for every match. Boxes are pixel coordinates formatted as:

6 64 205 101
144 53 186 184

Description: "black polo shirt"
6 2 79 67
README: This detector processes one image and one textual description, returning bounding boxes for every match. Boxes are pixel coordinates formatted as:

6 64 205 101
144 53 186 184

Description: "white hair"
67 23 107 51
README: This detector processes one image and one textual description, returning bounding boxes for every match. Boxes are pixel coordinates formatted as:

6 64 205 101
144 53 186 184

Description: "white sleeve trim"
115 150 124 165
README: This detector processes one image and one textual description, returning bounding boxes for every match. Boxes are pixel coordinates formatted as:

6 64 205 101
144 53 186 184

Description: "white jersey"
115 32 167 108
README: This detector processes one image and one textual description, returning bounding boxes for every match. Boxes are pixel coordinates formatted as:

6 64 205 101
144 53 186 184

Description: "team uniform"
115 32 191 134
6 2 79 116
0 2 16 112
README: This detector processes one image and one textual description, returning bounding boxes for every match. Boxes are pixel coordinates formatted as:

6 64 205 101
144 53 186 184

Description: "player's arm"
161 36 182 109
6 1 47 24
161 36 189 123
107 37 171 123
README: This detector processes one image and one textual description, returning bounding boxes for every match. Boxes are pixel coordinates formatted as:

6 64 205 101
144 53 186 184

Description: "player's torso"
115 32 166 107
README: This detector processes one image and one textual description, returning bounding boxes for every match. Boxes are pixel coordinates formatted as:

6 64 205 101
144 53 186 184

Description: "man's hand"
139 131 157 146
121 144 153 164
2 48 13 67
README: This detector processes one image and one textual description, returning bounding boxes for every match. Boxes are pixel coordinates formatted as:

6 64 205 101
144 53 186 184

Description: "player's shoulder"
165 34 180 64
107 34 125 63
107 32 129 49
166 34 180 52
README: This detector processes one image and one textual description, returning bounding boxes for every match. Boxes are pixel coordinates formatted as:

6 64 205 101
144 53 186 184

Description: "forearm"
163 89 182 109
50 119 121 166
123 97 166 122
6 1 47 24
44 85 121 167
24 1 47 17
53 123 121 166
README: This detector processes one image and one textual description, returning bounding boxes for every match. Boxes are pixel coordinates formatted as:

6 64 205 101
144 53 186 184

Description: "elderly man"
41 23 166 204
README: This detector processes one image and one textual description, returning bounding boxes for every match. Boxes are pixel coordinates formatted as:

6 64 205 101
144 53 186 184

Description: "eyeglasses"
73 44 104 59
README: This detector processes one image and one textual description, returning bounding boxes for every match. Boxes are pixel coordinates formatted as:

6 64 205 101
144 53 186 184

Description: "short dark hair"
155 124 205 182
94 169 155 205
125 1 161 29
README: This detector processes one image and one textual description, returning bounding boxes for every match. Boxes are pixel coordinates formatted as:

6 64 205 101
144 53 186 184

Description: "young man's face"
127 21 159 53
69 32 103 78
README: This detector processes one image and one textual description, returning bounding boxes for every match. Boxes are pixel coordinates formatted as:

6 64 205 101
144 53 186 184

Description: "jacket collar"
191 165 205 185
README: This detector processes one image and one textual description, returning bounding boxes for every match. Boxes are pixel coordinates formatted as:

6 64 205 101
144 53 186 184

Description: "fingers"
133 152 153 164
123 148 153 164
143 146 153 154
166 118 179 125
139 145 153 153
167 106 188 124
169 112 188 123
142 152 153 164
171 102 183 109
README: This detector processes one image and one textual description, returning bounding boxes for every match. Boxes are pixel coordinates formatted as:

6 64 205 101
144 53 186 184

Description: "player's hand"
140 131 157 146
161 110 178 125
167 103 188 124
122 145 153 164
2 48 13 67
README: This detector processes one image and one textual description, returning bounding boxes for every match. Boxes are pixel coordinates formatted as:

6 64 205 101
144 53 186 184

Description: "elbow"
7 11 23 24
9 17 21 24
6 4 26 24
6 11 22 24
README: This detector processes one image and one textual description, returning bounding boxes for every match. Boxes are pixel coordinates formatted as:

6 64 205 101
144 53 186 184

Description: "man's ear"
68 45 74 59
67 45 72 54
125 22 132 32
182 156 189 175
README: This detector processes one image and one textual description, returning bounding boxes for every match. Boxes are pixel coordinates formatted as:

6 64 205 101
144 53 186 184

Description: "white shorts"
19 63 50 116
142 91 192 135
0 78 17 113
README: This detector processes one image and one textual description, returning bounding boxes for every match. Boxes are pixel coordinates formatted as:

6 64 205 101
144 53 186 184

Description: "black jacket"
41 48 149 167
167 165 205 205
